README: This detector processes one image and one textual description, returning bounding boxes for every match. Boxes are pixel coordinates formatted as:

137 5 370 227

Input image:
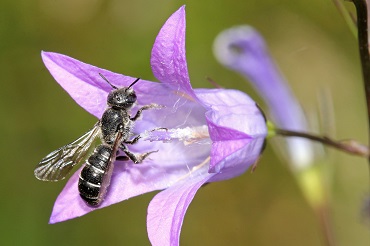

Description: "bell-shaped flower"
40 6 267 246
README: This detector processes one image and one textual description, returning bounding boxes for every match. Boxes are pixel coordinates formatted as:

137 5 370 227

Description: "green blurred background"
0 0 368 245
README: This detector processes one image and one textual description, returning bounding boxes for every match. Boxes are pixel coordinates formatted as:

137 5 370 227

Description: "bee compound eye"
127 94 137 103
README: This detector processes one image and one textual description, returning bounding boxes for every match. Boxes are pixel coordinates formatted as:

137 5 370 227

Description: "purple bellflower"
213 26 314 171
41 6 267 245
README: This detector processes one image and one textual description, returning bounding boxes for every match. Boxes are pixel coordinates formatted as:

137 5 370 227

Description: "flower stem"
275 128 370 158
350 0 370 167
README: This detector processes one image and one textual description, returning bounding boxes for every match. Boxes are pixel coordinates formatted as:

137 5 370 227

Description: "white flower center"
141 125 210 145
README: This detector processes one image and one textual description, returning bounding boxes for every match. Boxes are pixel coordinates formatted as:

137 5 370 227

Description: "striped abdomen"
78 144 115 206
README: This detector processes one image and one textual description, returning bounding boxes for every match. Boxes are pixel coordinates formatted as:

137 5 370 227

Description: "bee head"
99 73 139 109
107 86 137 109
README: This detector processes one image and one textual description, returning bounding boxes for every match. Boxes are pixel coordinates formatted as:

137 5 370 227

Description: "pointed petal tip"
48 217 58 225
176 5 186 13
41 51 61 65
48 212 65 224
175 5 186 21
165 5 185 22
147 174 209 246
40 50 48 60
150 3 197 100
41 50 53 58
48 214 76 225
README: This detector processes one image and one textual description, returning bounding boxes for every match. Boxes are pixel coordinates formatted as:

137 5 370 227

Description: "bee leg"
120 144 158 164
116 155 129 161
124 135 142 145
130 104 164 121
124 127 168 145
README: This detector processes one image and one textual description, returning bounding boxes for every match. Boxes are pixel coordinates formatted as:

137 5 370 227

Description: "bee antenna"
99 73 118 90
128 78 140 89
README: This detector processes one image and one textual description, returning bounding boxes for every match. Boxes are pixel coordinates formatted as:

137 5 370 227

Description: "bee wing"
35 123 101 181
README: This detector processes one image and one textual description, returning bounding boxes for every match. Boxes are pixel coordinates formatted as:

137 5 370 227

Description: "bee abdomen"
78 145 114 206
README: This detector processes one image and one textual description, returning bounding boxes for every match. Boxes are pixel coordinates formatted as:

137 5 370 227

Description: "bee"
34 74 161 206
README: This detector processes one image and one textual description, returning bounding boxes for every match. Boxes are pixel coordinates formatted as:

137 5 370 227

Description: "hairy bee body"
101 108 132 144
78 107 130 206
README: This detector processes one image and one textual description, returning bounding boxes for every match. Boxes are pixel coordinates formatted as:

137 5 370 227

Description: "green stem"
275 128 370 157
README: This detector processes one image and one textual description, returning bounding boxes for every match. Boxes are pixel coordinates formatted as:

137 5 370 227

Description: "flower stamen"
141 125 210 145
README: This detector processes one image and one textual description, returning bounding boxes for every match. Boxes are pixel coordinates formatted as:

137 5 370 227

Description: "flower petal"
151 6 197 100
146 137 265 246
42 52 206 135
42 51 138 118
196 88 267 138
195 88 267 172
209 139 251 173
147 172 210 246
209 137 265 179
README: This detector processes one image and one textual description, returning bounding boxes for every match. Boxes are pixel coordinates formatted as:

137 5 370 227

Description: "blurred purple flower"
41 6 266 245
213 26 314 170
